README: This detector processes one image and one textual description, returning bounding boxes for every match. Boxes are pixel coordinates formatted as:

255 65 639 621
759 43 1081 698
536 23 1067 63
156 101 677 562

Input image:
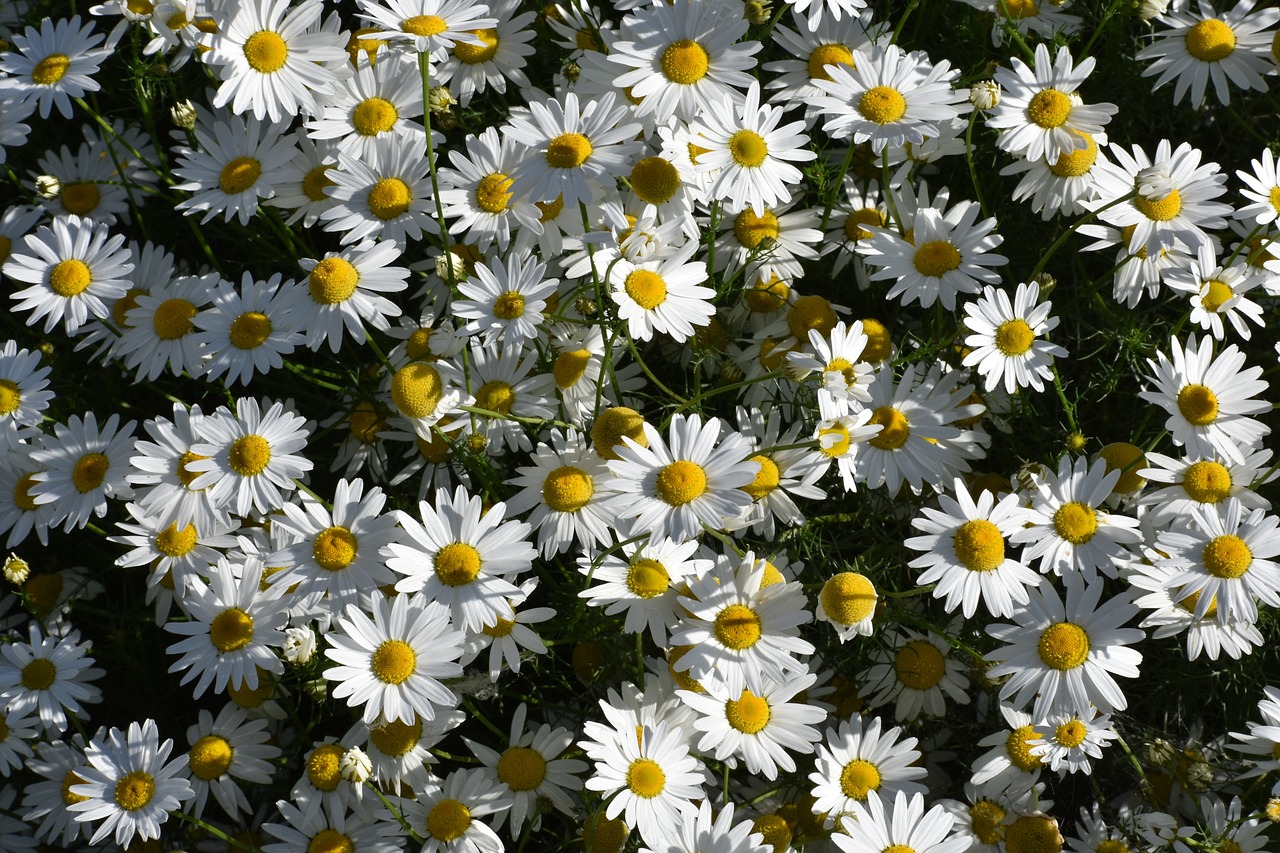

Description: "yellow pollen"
818 421 851 457
624 269 667 310
592 407 647 460
1037 622 1090 670
884 847 916 853
368 177 412 220
474 172 513 213
1269 186 1280 214
554 349 591 389
1185 18 1236 62
1055 719 1088 748
838 758 881 801
895 639 946 690
626 558 670 598
1178 588 1220 620
1134 187 1183 222
492 290 526 321
454 28 498 64
542 465 593 513
787 294 838 341
371 639 417 684
166 10 188 30
435 542 482 586
654 459 708 506
1201 279 1233 312
913 240 962 276
32 53 71 85
114 770 156 811
1183 460 1231 503
228 668 275 709
392 362 445 419
228 434 271 476
475 379 515 414
536 195 565 222
309 829 356 853
112 288 145 327
228 311 272 349
401 15 448 37
302 165 335 201
820 572 876 625
741 455 780 500
307 744 344 791
734 208 780 249
1005 815 1063 853
868 406 910 450
625 758 666 797
807 42 854 81
156 523 198 557
660 39 710 84
1203 533 1251 579
630 157 680 204
313 526 358 571
152 298 197 340
729 130 769 168
1026 89 1072 129
71 452 110 493
545 133 593 169
351 97 398 137
1053 501 1097 544
844 207 885 242
210 608 255 653
1177 383 1218 426
861 318 892 361
243 30 288 72
752 814 792 853
63 771 90 805
0 380 20 416
713 603 762 650
1048 132 1098 177
1007 725 1044 771
995 319 1036 355
725 690 771 733
14 472 41 512
308 258 361 305
858 86 907 124
60 182 100 216
188 735 234 780
746 274 790 313
1099 442 1148 494
177 450 208 488
482 615 515 637
406 328 435 361
370 717 422 756
220 156 262 195
970 800 1007 845
497 746 547 791
21 658 56 690
49 259 92 297
951 519 1006 573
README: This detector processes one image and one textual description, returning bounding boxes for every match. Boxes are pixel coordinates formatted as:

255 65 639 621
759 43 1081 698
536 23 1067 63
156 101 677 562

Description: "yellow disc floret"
741 455 780 500
894 639 946 690
228 434 272 476
32 53 71 85
435 542 482 586
367 177 412 220
454 28 499 64
954 519 1005 572
1182 460 1231 503
243 31 288 72
210 608 255 653
309 258 361 305
49 259 92 297
497 746 547 791
1185 18 1236 62
1203 533 1251 579
913 240 962 277
1053 501 1097 544
313 526 358 571
1176 383 1218 425
995 319 1035 355
1134 187 1183 222
1026 89 1072 129
858 86 906 124
391 362 444 420
1048 132 1098 178
1037 622 1090 671
114 770 156 811
729 130 769 168
545 133 593 169
820 572 876 625
626 558 670 598
838 758 881 801
153 298 198 339
624 269 667 310
229 312 272 349
72 452 110 493
725 689 771 733
713 603 762 650
660 39 710 85
542 465 593 512
371 639 417 684
626 758 666 797
807 43 854 81
655 460 708 506
188 735 234 780
868 406 910 450
427 798 472 841
474 172 513 213
630 157 681 205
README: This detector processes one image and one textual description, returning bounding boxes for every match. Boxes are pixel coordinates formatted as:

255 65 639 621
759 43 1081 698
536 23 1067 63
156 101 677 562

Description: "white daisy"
808 714 927 828
0 623 102 734
577 534 709 647
304 53 425 161
1000 129 1109 219
264 796 406 853
355 0 498 57
435 0 537 107
833 790 970 853
1163 241 1265 341
21 738 91 848
400 767 510 853
464 339 559 453
29 411 135 533
785 320 873 420
762 11 882 124
173 113 298 226
1138 447 1272 523
322 134 443 247
506 428 615 558
608 238 716 343
115 273 217 381
460 578 555 681
126 402 230 535
453 248 558 345
1126 555 1265 661
191 272 306 387
1228 685 1280 777
860 626 971 722
438 127 544 252
640 797 769 853
297 241 409 352
816 570 878 640
1030 707 1119 775
184 703 281 820
0 15 112 119
1234 146 1280 225
962 282 1068 394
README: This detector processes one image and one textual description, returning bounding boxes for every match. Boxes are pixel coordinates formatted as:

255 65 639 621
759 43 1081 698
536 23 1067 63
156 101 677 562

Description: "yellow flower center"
895 639 946 690
32 53 72 85
21 658 56 690
660 39 710 84
1053 501 1097 544
156 523 198 557
220 156 262 195
1182 460 1231 503
741 455 780 500
1048 132 1098 177
913 240 962 277
1004 815 1062 853
584 813 630 853
729 130 769 168
435 542 482 586
884 847 916 853
868 406 910 450
626 558 670 598
536 195 564 222
455 28 499 63
497 746 547 791
307 744 344 791
1026 89 1072 129
1203 533 1251 578
313 526 358 571
542 465 593 512
1098 442 1147 494
1055 719 1088 748
954 519 1005 572
545 133 593 169
475 379 515 414
62 771 90 805
630 157 680 205
228 434 272 476
1185 18 1236 62
844 207 885 242
24 572 63 617
72 452 110 493
626 758 666 797
1007 725 1044 770
745 275 789 315
861 318 892 361
189 734 234 780
998 0 1039 18
370 717 422 756
970 800 1007 845
0 380 20 416
734 208 780 249
49 259 92 297
482 615 515 637
788 295 838 340
820 571 876 625
309 829 355 853
351 97 398 137
152 298 197 340
554 349 591 389
817 420 851 457
623 269 668 311
655 459 708 506
371 639 417 684
308 257 360 305
228 311 272 349
367 177 412 220
713 603 762 650
228 668 275 709
391 362 445 420
61 182 100 216
1176 383 1218 425
492 290 525 320
807 42 854 81
210 608 255 653
474 172 513 213
14 472 41 512
1178 588 1219 619
243 30 288 72
402 15 448 36
995 319 1036 355
1037 622 1090 670
1200 279 1232 312
302 165 335 201
839 759 881 801
858 86 907 124
1134 187 1183 222
112 287 145 327
725 689 771 733
114 770 156 811
753 814 792 853
592 406 647 460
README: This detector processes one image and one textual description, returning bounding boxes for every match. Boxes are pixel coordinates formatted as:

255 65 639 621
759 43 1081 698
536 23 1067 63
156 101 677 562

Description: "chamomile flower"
184 703 281 820
115 273 216 381
970 704 1045 790
729 405 828 537
264 797 406 853
506 429 615 558
785 320 873 419
466 340 558 453
21 738 91 847
833 790 970 853
0 623 103 734
860 627 971 722
1139 335 1270 464
127 403 229 534
608 238 716 343
356 0 498 57
0 705 37 777
305 54 425 161
268 131 340 227
324 591 464 725
641 797 770 853
962 282 1067 394
435 0 536 106
1228 686 1280 776
0 341 54 433
1235 146 1280 225
29 411 135 533
714 200 823 283
763 12 881 124
5 216 132 335
0 16 112 119
173 113 298 225
816 570 878 639
985 580 1145 720
111 501 239 594
1000 129 1109 219
1163 242 1265 341
438 127 544 252
322 134 442 247
192 272 306 387
578 534 709 646
1126 556 1265 660
1030 708 1119 775
808 714 927 828
462 579 556 681
1139 448 1272 523
36 140 132 224
453 249 558 345
401 767 510 853
297 242 409 352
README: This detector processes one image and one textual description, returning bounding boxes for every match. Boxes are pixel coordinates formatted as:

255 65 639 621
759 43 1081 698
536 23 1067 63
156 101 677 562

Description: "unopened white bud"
3 553 30 585
970 80 1001 111
428 85 456 114
170 98 197 130
35 175 61 199
340 746 373 783
1136 0 1170 22
282 626 317 665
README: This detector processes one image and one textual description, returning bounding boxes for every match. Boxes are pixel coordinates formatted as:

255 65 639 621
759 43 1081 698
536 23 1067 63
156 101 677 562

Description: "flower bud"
970 80 1000 111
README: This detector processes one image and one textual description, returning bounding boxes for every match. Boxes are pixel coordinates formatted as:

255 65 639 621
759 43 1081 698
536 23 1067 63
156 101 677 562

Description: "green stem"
820 143 858 231
1027 189 1138 284
417 51 457 287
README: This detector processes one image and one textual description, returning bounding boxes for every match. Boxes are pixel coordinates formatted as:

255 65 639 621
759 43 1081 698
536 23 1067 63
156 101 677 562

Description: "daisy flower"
713 200 823 283
438 127 544 252
506 429 615 558
607 413 757 543
608 238 716 343
465 340 558 453
1137 0 1280 107
4 216 132 335
791 0 869 30
67 719 193 848
730 405 828 537
860 627 971 722
0 16 112 119
506 91 642 208
1138 335 1270 464
808 714 927 828
126 403 229 534
1154 498 1280 625
322 134 443 247
192 272 305 386
401 768 510 853
29 411 136 533
21 738 91 848
1163 241 1265 341
962 282 1068 394
164 557 289 698
36 139 132 224
1010 455 1143 583
297 241 409 352
762 11 882 124
111 501 239 595
203 0 346 123
677 671 826 780
985 580 1145 720
305 54 425 162
1139 448 1272 523
0 623 103 734
833 790 970 853
1000 129 1109 219
324 591 464 725
1126 555 1264 660
690 81 816 216
986 44 1117 165
173 113 298 225
264 797 406 853
0 705 37 777
970 704 1044 790
453 249 558 345
356 0 498 57
1235 146 1280 225
352 708 462 788
577 534 709 647
436 0 536 106
1030 708 1119 775
785 320 873 419
461 579 555 681
186 397 314 518
115 273 216 381
268 131 340 227
184 703 281 820
1228 686 1280 776
640 797 769 853
816 570 878 639
386 483 536 633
